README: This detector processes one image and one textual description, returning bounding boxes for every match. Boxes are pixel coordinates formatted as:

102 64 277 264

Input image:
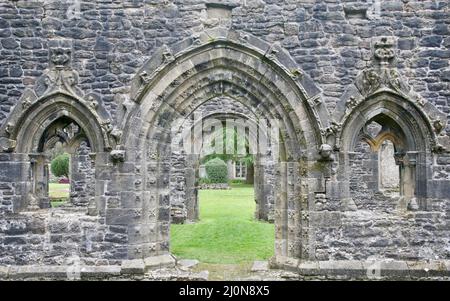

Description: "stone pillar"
227 159 234 179
29 153 50 209
0 153 31 213
185 154 199 222
70 141 95 207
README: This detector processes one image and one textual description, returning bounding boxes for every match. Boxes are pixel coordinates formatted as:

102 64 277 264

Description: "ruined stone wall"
0 209 128 265
1 1 448 130
0 0 449 271
70 141 95 207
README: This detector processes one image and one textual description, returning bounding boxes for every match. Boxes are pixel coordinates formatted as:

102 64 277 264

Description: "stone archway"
0 92 110 213
119 29 329 263
169 96 278 224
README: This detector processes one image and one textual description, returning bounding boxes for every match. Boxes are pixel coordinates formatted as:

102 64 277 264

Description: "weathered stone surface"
144 254 176 270
0 0 448 281
121 259 145 275
251 261 269 272
178 259 199 270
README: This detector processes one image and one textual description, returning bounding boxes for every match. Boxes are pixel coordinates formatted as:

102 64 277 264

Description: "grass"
49 183 69 207
171 183 275 264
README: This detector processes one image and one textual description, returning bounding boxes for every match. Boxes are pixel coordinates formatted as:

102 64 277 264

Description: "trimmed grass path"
171 184 275 264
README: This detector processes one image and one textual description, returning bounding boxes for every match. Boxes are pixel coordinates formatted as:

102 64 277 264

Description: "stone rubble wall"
0 0 448 275
0 209 128 266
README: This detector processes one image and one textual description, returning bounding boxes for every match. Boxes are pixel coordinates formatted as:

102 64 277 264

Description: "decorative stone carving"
0 137 16 152
87 95 99 110
264 43 279 60
4 123 14 136
162 45 175 64
192 33 202 45
345 96 359 111
355 68 410 97
110 149 125 163
318 144 334 161
110 127 122 143
34 47 84 98
139 70 152 84
50 47 71 67
373 36 396 66
290 69 303 80
433 120 444 134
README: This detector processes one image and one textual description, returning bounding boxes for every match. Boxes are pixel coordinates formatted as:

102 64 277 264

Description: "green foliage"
198 177 212 185
200 126 254 165
50 153 70 177
230 179 245 184
205 157 228 183
171 183 275 263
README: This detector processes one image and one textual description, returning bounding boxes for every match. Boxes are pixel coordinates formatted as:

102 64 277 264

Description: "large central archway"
121 29 328 262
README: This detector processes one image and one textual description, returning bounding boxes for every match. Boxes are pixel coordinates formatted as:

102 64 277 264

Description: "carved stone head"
50 47 71 67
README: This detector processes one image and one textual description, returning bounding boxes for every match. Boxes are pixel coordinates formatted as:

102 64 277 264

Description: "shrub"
51 153 70 178
205 157 228 183
198 177 212 185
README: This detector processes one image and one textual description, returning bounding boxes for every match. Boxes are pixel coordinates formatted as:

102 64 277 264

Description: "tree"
51 153 70 178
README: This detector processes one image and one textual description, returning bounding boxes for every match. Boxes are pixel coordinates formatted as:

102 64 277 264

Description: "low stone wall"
0 207 128 266
271 257 450 280
198 183 230 190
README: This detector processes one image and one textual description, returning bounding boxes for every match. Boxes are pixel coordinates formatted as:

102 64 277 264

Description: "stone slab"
178 259 199 269
120 259 145 275
407 260 448 277
80 266 121 278
297 261 320 276
251 261 269 272
318 260 365 277
0 266 10 279
144 254 176 270
8 265 68 279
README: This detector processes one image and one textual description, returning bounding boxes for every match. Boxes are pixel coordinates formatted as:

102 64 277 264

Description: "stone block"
120 259 145 275
363 260 410 279
318 260 365 278
251 261 269 272
178 259 199 270
144 254 176 270
0 266 10 279
407 261 449 278
80 266 121 278
9 266 68 279
298 261 320 276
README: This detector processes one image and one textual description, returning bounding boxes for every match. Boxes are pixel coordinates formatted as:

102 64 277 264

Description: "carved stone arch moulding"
119 28 334 261
332 75 447 154
124 27 332 161
0 45 115 154
331 36 447 154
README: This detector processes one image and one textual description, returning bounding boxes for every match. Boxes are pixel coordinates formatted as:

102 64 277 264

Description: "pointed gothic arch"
118 29 329 262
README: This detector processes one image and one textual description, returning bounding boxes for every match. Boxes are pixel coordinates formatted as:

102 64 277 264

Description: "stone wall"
70 141 95 207
0 0 449 278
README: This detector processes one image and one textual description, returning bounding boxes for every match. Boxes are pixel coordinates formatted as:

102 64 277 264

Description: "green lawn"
49 183 69 207
171 184 275 264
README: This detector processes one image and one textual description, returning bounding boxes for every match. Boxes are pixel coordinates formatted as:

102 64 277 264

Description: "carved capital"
0 137 16 152
110 149 125 163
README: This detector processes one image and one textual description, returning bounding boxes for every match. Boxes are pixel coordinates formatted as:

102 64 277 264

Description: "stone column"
70 141 95 208
29 153 50 209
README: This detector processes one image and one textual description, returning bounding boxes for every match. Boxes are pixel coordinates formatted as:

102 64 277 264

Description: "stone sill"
0 254 176 280
271 257 450 280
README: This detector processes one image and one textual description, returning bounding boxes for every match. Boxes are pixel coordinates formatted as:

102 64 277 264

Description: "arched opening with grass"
169 97 277 265
122 29 327 267
2 93 107 213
